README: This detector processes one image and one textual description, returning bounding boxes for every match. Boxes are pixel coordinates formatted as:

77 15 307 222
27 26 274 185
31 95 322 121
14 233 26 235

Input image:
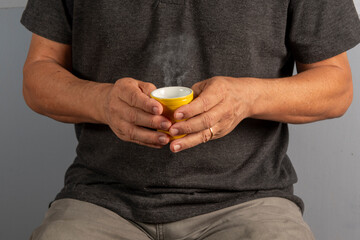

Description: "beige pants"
30 197 315 240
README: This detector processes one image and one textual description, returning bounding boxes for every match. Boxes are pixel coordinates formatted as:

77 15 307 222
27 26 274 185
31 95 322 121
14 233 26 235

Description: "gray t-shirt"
21 0 360 223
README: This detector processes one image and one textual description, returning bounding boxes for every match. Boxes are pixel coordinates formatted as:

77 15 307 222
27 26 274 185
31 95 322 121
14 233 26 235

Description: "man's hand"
168 77 254 152
167 53 352 153
102 78 171 148
23 34 172 149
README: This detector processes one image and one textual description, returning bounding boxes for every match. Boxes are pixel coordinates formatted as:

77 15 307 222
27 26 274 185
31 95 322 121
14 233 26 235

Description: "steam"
154 35 195 86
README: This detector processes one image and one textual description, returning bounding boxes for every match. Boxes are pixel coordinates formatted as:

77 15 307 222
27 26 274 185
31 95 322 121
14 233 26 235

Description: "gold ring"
209 127 214 140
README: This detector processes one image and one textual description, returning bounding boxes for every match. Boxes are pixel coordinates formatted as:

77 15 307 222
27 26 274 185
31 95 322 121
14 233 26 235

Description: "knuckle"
114 79 123 86
129 91 139 107
115 78 128 89
114 122 127 138
201 130 211 143
202 113 215 128
127 108 138 124
145 99 154 112
179 104 190 117
149 117 157 129
200 96 211 112
147 132 160 145
153 134 162 144
120 77 132 84
183 123 193 134
217 88 227 102
127 127 137 141
107 100 117 116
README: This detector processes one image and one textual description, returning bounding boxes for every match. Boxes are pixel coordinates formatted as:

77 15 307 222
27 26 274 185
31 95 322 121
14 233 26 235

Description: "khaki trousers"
30 197 315 240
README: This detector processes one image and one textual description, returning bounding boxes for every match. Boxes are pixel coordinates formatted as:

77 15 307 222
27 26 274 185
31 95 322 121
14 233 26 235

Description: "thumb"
191 81 207 98
139 81 157 97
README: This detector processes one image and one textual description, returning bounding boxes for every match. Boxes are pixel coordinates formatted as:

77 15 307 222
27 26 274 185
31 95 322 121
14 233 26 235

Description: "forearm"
23 59 112 124
248 65 353 124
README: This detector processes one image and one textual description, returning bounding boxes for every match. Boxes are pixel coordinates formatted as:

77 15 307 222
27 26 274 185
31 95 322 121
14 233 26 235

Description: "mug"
151 86 193 140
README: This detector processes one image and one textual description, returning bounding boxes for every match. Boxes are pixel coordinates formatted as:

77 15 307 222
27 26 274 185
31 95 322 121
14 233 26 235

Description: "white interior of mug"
151 86 192 99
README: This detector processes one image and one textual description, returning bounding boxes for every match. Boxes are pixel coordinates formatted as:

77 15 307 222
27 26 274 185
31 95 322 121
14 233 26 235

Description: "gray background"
0 0 27 8
0 5 359 240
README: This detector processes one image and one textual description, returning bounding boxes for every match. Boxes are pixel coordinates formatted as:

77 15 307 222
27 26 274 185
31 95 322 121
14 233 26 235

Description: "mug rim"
151 86 193 100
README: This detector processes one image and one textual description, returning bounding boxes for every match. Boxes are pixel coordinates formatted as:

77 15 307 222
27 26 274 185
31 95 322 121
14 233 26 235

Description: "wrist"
77 81 113 124
230 77 263 120
95 83 114 125
246 77 268 119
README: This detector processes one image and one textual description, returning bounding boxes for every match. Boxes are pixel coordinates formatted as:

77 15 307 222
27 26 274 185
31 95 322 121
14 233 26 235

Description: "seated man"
21 0 359 239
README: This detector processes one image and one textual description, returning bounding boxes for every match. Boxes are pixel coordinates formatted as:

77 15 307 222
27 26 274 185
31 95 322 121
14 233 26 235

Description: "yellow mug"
151 86 194 140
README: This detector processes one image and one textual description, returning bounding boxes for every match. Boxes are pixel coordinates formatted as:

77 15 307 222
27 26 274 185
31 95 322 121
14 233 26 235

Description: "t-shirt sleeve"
20 0 73 45
288 0 360 64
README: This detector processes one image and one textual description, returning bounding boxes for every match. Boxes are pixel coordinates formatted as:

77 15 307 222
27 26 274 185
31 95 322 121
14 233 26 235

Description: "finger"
169 103 225 136
120 103 172 131
169 126 217 153
173 81 225 120
116 78 163 115
114 121 171 146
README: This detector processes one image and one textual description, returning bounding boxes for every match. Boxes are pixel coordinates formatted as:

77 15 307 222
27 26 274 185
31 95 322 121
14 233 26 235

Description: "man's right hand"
102 78 171 148
23 34 171 149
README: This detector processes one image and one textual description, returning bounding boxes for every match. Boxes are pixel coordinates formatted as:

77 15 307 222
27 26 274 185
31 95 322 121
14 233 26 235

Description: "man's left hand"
168 76 254 153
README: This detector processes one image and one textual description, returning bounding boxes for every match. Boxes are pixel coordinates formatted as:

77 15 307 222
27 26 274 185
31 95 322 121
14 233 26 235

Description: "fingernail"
170 128 179 136
175 112 184 120
173 145 181 152
161 122 171 130
159 136 168 144
153 107 160 115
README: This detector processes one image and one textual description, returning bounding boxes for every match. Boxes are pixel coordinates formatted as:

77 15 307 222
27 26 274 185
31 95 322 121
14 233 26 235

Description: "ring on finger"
209 127 214 141
202 127 215 144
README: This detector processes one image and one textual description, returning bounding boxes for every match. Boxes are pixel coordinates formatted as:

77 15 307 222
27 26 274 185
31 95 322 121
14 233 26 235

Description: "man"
22 0 359 239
